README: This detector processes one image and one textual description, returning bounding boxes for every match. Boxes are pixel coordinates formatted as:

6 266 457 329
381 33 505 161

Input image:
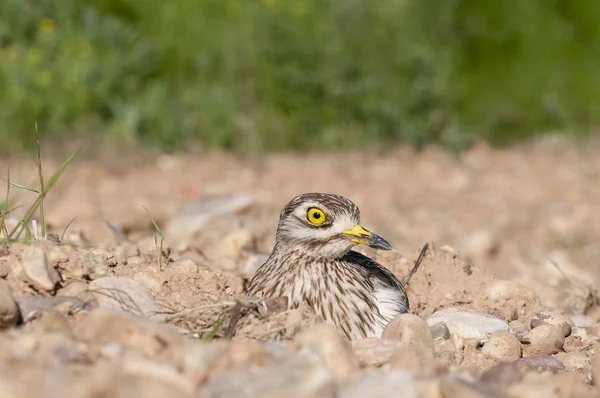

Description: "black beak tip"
370 234 393 251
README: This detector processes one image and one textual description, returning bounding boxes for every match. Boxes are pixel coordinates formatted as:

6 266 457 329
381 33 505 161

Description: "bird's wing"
344 250 409 314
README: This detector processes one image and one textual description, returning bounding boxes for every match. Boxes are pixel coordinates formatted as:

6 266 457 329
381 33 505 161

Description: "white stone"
426 307 509 340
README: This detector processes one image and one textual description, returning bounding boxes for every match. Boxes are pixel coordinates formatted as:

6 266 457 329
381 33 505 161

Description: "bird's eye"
306 207 327 225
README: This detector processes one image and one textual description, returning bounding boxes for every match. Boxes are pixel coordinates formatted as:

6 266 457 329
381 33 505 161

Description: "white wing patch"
373 284 408 324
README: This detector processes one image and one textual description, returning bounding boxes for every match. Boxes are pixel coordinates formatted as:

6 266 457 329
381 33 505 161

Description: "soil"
0 138 599 397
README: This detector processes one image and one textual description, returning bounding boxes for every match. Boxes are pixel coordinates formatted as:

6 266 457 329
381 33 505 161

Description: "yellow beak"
342 224 392 250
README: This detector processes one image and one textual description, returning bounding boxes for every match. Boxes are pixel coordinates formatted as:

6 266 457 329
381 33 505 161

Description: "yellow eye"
307 207 327 225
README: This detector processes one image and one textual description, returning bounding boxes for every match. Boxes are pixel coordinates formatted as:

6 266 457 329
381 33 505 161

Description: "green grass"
1 0 599 154
0 133 81 247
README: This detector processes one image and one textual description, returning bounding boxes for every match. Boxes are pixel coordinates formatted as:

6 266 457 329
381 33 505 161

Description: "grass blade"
60 217 77 242
0 163 11 241
35 124 46 238
8 146 82 240
203 317 225 341
0 178 39 193
142 206 166 268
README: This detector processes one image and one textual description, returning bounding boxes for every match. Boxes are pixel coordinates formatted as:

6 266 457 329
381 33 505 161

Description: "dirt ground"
0 138 599 397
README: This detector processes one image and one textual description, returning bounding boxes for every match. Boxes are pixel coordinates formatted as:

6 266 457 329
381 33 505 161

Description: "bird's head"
275 193 393 258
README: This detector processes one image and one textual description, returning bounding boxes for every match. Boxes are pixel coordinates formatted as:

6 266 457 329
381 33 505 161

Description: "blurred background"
1 0 600 153
0 0 599 287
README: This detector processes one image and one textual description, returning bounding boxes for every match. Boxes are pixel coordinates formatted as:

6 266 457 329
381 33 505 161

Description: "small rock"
209 228 253 260
121 354 195 396
265 297 289 314
383 314 434 346
514 356 565 373
169 258 199 273
47 246 69 266
554 352 591 375
74 308 182 357
296 324 359 381
521 325 565 357
427 307 509 340
337 370 417 398
563 327 599 353
430 322 451 340
434 337 460 366
200 350 336 398
481 331 522 362
352 338 404 367
85 249 112 278
165 193 254 252
181 339 229 383
508 320 528 338
389 343 426 374
88 276 164 322
137 236 159 255
486 280 539 322
133 270 164 294
57 280 90 298
480 362 522 387
439 376 502 398
21 246 59 291
530 311 573 337
14 296 91 322
0 279 18 328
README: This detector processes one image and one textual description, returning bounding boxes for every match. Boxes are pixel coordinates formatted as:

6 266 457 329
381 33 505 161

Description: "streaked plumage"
246 193 409 340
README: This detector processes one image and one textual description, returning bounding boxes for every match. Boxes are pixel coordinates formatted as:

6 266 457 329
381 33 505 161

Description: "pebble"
554 352 591 375
481 330 522 362
383 314 433 344
21 246 59 291
14 295 91 322
426 307 509 340
209 228 253 260
508 320 528 339
530 311 573 337
0 279 18 328
47 246 69 266
521 325 565 357
563 327 599 353
430 322 451 340
121 354 195 396
165 193 254 252
337 370 417 398
200 351 336 398
169 257 199 273
133 270 164 294
389 343 426 374
57 280 90 298
480 362 522 387
88 276 164 322
352 338 404 367
514 356 565 373
486 280 539 321
296 324 359 381
439 376 501 398
137 236 160 255
74 309 182 356
434 337 460 366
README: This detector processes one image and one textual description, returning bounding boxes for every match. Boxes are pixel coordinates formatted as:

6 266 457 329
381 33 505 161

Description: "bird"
246 192 409 340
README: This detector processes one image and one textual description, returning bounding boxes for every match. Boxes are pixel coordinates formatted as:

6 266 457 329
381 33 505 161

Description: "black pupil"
313 212 321 219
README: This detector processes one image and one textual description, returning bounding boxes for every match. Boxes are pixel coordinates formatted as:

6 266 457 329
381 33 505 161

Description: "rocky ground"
0 139 599 397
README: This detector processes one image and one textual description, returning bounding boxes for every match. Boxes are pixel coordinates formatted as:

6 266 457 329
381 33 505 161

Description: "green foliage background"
1 0 599 153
